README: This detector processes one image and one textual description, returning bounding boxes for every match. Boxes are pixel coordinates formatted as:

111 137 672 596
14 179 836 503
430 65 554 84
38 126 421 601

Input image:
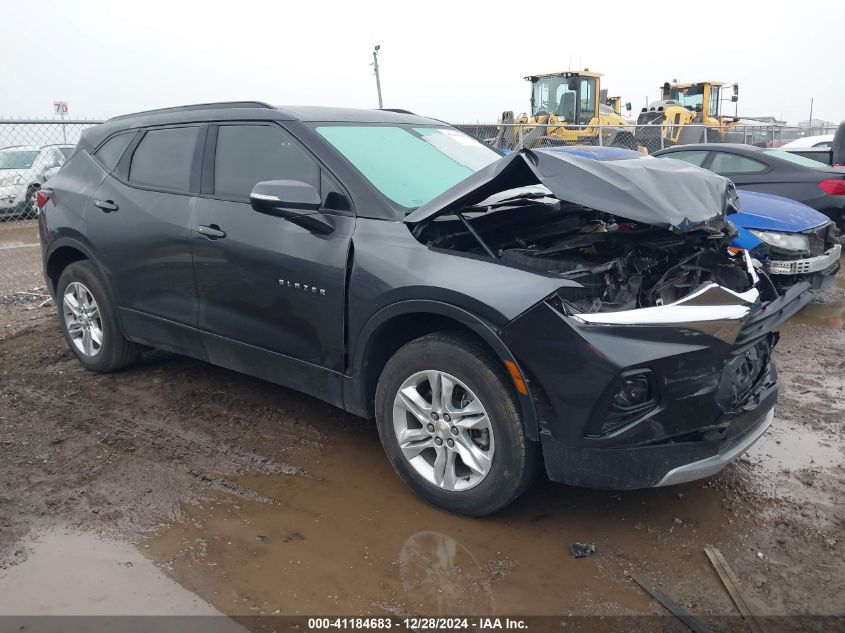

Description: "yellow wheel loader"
493 70 636 150
605 95 632 118
635 81 740 150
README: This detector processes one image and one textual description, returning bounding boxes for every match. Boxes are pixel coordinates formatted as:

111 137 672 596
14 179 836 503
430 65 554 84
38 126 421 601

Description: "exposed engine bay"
414 196 755 314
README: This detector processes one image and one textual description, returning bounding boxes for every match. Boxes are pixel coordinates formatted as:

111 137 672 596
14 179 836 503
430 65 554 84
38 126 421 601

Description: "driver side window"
213 125 320 201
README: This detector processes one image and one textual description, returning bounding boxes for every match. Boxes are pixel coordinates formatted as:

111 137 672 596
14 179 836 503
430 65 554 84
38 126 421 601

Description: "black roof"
80 102 439 148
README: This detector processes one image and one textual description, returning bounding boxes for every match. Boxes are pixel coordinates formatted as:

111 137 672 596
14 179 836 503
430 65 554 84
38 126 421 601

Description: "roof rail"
377 108 416 115
107 101 276 122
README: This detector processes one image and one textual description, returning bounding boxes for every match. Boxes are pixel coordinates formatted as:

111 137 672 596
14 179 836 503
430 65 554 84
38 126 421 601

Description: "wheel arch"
345 300 540 440
45 237 101 296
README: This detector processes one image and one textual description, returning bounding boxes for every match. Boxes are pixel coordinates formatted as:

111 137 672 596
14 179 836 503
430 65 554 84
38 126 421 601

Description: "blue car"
536 146 841 293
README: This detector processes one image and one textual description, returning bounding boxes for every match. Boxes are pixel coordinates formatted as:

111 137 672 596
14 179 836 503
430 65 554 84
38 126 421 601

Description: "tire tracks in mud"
0 311 336 556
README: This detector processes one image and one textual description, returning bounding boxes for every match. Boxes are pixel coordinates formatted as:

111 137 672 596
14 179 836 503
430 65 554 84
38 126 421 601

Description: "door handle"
93 199 119 213
194 224 226 240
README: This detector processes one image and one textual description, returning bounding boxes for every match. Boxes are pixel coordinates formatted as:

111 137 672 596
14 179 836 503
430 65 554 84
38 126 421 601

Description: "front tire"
375 332 539 516
57 261 138 372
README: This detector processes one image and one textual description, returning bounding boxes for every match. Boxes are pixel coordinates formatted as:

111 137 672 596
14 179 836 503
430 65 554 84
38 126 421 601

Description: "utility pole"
372 45 383 109
808 97 814 134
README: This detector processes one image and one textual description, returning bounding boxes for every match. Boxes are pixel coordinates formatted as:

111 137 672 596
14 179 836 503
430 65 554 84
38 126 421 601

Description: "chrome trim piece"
571 252 760 329
656 408 774 486
768 243 841 275
573 283 758 326
250 193 281 202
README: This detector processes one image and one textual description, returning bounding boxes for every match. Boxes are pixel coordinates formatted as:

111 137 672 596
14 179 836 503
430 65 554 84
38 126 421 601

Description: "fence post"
517 124 523 150
598 125 603 146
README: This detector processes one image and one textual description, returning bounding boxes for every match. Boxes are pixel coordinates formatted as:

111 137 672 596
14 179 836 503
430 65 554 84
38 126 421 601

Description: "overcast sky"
2 0 842 125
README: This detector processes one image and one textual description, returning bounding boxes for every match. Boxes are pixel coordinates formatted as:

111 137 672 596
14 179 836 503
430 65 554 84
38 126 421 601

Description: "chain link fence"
0 119 103 221
0 119 101 303
454 122 840 155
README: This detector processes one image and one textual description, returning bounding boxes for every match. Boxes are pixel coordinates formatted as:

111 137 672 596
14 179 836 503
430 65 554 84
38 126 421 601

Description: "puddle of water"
752 424 842 472
145 426 743 618
790 261 845 330
791 300 845 331
0 222 38 247
0 241 37 251
0 528 230 617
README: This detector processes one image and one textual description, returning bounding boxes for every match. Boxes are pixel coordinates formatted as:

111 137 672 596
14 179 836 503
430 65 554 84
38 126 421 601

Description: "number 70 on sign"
53 101 69 115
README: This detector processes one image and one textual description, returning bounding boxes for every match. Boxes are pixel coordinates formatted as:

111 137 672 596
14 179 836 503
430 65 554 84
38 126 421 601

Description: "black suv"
37 102 810 515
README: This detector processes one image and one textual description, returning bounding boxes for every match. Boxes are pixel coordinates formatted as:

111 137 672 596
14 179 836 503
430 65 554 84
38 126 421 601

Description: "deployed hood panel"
405 149 735 232
733 190 829 232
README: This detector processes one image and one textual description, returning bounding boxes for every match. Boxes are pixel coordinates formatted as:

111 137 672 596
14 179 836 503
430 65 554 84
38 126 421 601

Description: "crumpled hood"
404 149 736 232
732 190 829 233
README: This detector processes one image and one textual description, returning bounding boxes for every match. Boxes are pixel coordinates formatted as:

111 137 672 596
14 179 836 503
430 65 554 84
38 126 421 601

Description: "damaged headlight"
748 230 810 252
0 174 21 188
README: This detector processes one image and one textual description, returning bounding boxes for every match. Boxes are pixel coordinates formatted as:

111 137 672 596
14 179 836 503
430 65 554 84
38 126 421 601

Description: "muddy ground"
0 220 842 627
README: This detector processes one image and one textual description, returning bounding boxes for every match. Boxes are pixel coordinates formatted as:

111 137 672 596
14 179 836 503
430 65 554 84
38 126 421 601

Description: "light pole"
372 45 383 109
808 97 814 134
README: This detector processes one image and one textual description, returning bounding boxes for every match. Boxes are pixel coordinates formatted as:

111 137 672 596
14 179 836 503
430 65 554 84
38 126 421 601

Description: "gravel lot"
0 219 842 626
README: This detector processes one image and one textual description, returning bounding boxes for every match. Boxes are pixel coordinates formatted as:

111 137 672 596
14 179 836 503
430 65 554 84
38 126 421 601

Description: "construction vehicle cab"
635 81 740 149
494 70 634 150
604 95 632 118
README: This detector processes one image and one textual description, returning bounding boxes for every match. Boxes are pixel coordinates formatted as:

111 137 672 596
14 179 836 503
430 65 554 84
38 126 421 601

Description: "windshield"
316 125 500 209
670 85 704 109
762 148 829 168
0 150 39 170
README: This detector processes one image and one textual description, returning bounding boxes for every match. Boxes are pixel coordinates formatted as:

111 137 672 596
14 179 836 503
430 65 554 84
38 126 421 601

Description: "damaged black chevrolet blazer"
38 103 813 515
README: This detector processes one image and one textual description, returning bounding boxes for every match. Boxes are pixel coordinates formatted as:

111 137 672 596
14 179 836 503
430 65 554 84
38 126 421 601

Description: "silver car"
0 144 73 219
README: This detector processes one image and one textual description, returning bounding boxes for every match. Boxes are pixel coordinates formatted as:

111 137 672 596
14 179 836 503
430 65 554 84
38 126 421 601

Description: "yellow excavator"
634 80 740 149
493 70 636 150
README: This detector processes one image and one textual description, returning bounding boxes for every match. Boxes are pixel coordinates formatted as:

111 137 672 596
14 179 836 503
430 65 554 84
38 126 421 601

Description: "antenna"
371 45 383 109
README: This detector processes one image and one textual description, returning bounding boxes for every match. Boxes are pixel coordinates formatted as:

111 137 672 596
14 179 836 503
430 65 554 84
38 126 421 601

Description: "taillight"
818 179 845 195
35 188 52 209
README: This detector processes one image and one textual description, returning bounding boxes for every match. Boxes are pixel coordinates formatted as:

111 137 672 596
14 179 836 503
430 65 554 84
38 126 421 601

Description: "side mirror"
624 102 632 113
695 103 703 112
249 180 334 234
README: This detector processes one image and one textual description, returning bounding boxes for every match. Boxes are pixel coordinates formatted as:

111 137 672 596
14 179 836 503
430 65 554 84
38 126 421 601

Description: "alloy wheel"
392 370 495 491
63 282 104 357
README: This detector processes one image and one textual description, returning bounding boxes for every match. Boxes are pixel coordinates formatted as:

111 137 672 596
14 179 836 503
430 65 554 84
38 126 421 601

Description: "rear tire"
57 261 138 372
375 332 539 516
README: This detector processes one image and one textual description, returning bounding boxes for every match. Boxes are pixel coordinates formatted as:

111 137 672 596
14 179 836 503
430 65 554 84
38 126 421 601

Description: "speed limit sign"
53 101 69 115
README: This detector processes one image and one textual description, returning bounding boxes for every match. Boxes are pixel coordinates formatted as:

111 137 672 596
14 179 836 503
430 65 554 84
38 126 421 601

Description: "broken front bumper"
500 261 813 490
767 243 841 276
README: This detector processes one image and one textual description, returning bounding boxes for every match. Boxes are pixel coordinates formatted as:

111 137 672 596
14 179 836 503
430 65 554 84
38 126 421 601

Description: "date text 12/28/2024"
307 618 528 630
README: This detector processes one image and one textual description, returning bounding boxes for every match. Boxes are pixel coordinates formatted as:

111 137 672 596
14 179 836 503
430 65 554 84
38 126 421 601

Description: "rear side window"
213 125 319 200
94 133 134 172
129 127 199 192
761 148 831 168
710 152 767 174
661 150 709 167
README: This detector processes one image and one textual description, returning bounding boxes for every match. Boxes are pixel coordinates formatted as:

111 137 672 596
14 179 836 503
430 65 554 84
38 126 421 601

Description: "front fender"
344 299 540 440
